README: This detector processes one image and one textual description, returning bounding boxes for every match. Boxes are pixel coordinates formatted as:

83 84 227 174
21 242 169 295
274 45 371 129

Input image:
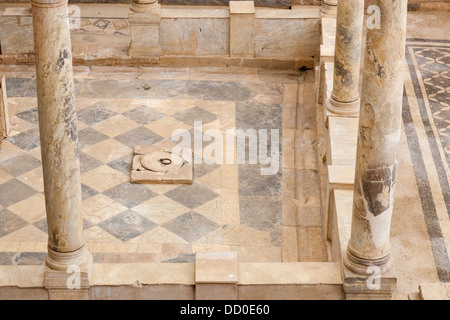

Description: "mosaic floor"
0 69 304 265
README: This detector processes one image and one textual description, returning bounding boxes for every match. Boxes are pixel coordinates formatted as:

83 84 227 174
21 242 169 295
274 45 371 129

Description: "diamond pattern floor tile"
172 106 219 126
162 211 220 243
114 127 164 149
163 183 219 210
0 154 41 177
0 209 29 238
103 182 158 209
122 105 166 125
98 209 157 242
77 100 117 125
0 179 38 208
7 128 41 151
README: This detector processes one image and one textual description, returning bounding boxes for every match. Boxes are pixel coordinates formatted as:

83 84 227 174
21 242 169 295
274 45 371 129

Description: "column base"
326 96 360 117
343 266 398 300
44 246 93 300
344 248 394 276
321 4 337 17
128 11 162 57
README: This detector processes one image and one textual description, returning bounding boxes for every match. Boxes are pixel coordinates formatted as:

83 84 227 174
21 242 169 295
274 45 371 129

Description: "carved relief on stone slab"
131 141 193 184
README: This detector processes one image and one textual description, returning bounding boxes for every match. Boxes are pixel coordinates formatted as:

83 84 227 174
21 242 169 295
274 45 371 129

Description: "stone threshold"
0 260 344 299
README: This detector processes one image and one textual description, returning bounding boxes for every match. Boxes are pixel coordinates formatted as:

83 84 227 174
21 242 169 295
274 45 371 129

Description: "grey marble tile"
80 152 104 173
238 166 282 200
0 154 41 177
103 182 157 209
236 101 282 129
98 210 157 242
80 79 188 99
0 252 15 265
162 253 195 263
164 183 219 209
7 128 41 151
107 154 133 175
0 209 28 238
114 127 164 149
76 100 117 126
78 128 110 149
162 211 220 243
239 195 282 232
15 107 39 125
82 183 99 200
0 179 38 208
13 252 46 265
159 0 290 8
5 78 82 98
122 105 166 125
172 106 219 126
193 163 220 179
186 81 256 101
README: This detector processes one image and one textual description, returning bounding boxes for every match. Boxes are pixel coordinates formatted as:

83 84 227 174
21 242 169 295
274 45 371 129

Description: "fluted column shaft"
345 0 408 275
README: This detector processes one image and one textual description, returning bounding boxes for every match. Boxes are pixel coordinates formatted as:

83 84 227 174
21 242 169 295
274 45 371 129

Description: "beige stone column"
321 0 338 17
31 0 91 297
344 0 408 275
326 0 364 117
128 0 162 56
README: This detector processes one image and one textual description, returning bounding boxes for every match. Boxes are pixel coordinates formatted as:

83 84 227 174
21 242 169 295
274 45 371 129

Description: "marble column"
31 0 91 295
128 0 162 56
321 0 338 17
344 0 408 275
326 0 364 117
0 76 10 138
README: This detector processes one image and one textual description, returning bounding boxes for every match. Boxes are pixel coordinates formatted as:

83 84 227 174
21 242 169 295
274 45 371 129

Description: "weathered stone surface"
345 0 408 276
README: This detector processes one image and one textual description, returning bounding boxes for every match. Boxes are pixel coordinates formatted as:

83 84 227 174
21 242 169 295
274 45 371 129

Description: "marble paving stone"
114 127 164 149
162 211 220 243
15 107 39 125
76 100 117 126
239 195 282 231
0 209 28 238
236 101 282 129
81 183 99 201
186 81 255 102
91 114 140 138
78 127 110 149
7 193 46 224
79 152 104 173
98 209 157 242
5 78 82 98
80 79 188 100
107 154 133 175
159 0 290 8
164 183 219 210
0 154 41 178
82 139 132 164
122 105 166 125
194 163 220 180
103 182 158 209
0 252 15 265
32 218 93 235
162 253 195 263
13 252 46 265
238 166 282 200
7 128 41 151
132 195 191 225
80 165 129 193
15 167 44 193
0 179 37 208
171 106 219 127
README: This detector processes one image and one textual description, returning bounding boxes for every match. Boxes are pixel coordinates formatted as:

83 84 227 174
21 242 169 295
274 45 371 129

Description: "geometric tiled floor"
0 70 301 265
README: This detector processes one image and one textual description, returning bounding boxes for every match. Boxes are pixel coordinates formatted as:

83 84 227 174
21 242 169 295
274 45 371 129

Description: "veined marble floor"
0 67 308 265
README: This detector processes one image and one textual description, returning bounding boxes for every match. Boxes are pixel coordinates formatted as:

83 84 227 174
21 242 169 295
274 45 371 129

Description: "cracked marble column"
327 0 364 117
344 0 408 275
31 0 91 297
128 0 162 56
321 0 338 17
